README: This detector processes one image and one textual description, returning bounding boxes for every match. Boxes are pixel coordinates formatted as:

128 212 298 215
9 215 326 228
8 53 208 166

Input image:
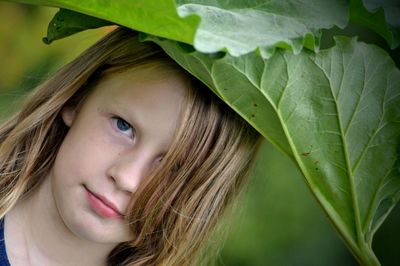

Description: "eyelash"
111 116 135 139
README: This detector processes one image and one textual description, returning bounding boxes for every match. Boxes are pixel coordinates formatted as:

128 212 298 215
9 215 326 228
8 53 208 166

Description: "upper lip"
84 186 123 216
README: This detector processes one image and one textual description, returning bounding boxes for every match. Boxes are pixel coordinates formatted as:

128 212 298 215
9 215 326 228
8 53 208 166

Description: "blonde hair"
0 27 261 265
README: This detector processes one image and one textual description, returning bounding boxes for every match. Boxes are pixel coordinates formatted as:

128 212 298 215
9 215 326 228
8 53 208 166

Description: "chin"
63 211 132 244
54 191 131 244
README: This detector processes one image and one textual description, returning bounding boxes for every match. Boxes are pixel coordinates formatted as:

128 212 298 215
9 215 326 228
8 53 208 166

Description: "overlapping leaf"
9 0 348 57
147 35 400 264
350 0 400 49
10 0 400 53
42 9 113 44
9 0 200 44
176 0 348 57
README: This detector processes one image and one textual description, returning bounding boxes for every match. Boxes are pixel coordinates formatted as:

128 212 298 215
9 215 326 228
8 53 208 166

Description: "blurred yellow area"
0 2 116 120
0 2 113 93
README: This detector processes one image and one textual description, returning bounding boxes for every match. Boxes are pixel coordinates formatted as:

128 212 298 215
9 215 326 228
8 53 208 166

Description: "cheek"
52 137 96 186
52 128 124 185
60 127 107 161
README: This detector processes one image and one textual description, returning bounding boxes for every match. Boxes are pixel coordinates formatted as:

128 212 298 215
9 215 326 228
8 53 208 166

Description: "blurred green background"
0 2 399 265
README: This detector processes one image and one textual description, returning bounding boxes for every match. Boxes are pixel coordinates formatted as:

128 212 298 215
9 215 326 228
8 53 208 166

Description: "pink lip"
84 186 123 219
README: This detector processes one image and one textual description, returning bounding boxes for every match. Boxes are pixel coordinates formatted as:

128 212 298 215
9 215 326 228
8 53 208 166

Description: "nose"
107 151 153 193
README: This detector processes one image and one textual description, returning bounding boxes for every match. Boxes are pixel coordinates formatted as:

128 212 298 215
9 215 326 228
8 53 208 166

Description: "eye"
156 155 164 164
112 117 135 138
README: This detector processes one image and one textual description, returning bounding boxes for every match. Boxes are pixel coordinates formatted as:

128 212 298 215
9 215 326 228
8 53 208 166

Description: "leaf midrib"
314 54 364 248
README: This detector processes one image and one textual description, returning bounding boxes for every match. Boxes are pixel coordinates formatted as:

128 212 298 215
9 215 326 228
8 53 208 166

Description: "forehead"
97 63 189 104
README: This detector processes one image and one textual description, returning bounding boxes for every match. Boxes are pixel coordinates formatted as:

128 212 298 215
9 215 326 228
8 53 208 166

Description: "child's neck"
4 176 116 266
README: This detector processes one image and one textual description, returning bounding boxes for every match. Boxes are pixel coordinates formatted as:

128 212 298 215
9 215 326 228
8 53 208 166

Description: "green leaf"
148 35 400 264
9 0 200 44
9 0 348 57
43 9 112 44
176 0 348 57
350 0 400 49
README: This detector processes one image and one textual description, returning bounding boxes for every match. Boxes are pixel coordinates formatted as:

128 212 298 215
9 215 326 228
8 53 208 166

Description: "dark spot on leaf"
254 103 258 107
42 37 51 44
251 114 255 118
313 160 319 164
315 167 319 170
302 152 310 156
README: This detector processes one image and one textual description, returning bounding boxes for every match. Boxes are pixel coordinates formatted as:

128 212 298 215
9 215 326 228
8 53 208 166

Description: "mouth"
84 185 123 219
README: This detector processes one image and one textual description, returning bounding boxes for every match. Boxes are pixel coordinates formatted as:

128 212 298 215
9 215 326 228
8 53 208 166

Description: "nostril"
124 189 133 196
108 175 117 183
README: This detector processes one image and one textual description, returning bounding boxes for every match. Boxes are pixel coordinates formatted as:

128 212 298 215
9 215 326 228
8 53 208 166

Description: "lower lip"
85 187 122 219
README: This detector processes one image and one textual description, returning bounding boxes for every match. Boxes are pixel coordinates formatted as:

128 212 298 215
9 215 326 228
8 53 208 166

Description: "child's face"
50 64 187 244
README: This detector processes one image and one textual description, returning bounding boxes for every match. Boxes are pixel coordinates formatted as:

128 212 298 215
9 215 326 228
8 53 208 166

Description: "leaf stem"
359 243 381 266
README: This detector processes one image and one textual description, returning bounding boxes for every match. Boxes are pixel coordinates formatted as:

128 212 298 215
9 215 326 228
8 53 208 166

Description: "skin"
4 64 188 266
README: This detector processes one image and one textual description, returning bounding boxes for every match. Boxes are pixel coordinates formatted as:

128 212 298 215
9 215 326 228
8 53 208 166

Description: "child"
0 27 261 265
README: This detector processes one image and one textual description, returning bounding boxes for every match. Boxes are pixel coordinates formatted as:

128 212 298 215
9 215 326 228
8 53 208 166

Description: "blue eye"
116 118 130 131
112 117 135 138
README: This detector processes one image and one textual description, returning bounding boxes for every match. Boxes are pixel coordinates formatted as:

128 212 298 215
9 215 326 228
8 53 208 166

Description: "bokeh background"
1 2 399 265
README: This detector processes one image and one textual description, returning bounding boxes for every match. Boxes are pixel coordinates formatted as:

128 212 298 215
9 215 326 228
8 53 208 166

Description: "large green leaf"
9 0 348 57
147 35 400 264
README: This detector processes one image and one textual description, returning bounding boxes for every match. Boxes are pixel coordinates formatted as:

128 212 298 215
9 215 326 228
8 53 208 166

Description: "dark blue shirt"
0 219 10 266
